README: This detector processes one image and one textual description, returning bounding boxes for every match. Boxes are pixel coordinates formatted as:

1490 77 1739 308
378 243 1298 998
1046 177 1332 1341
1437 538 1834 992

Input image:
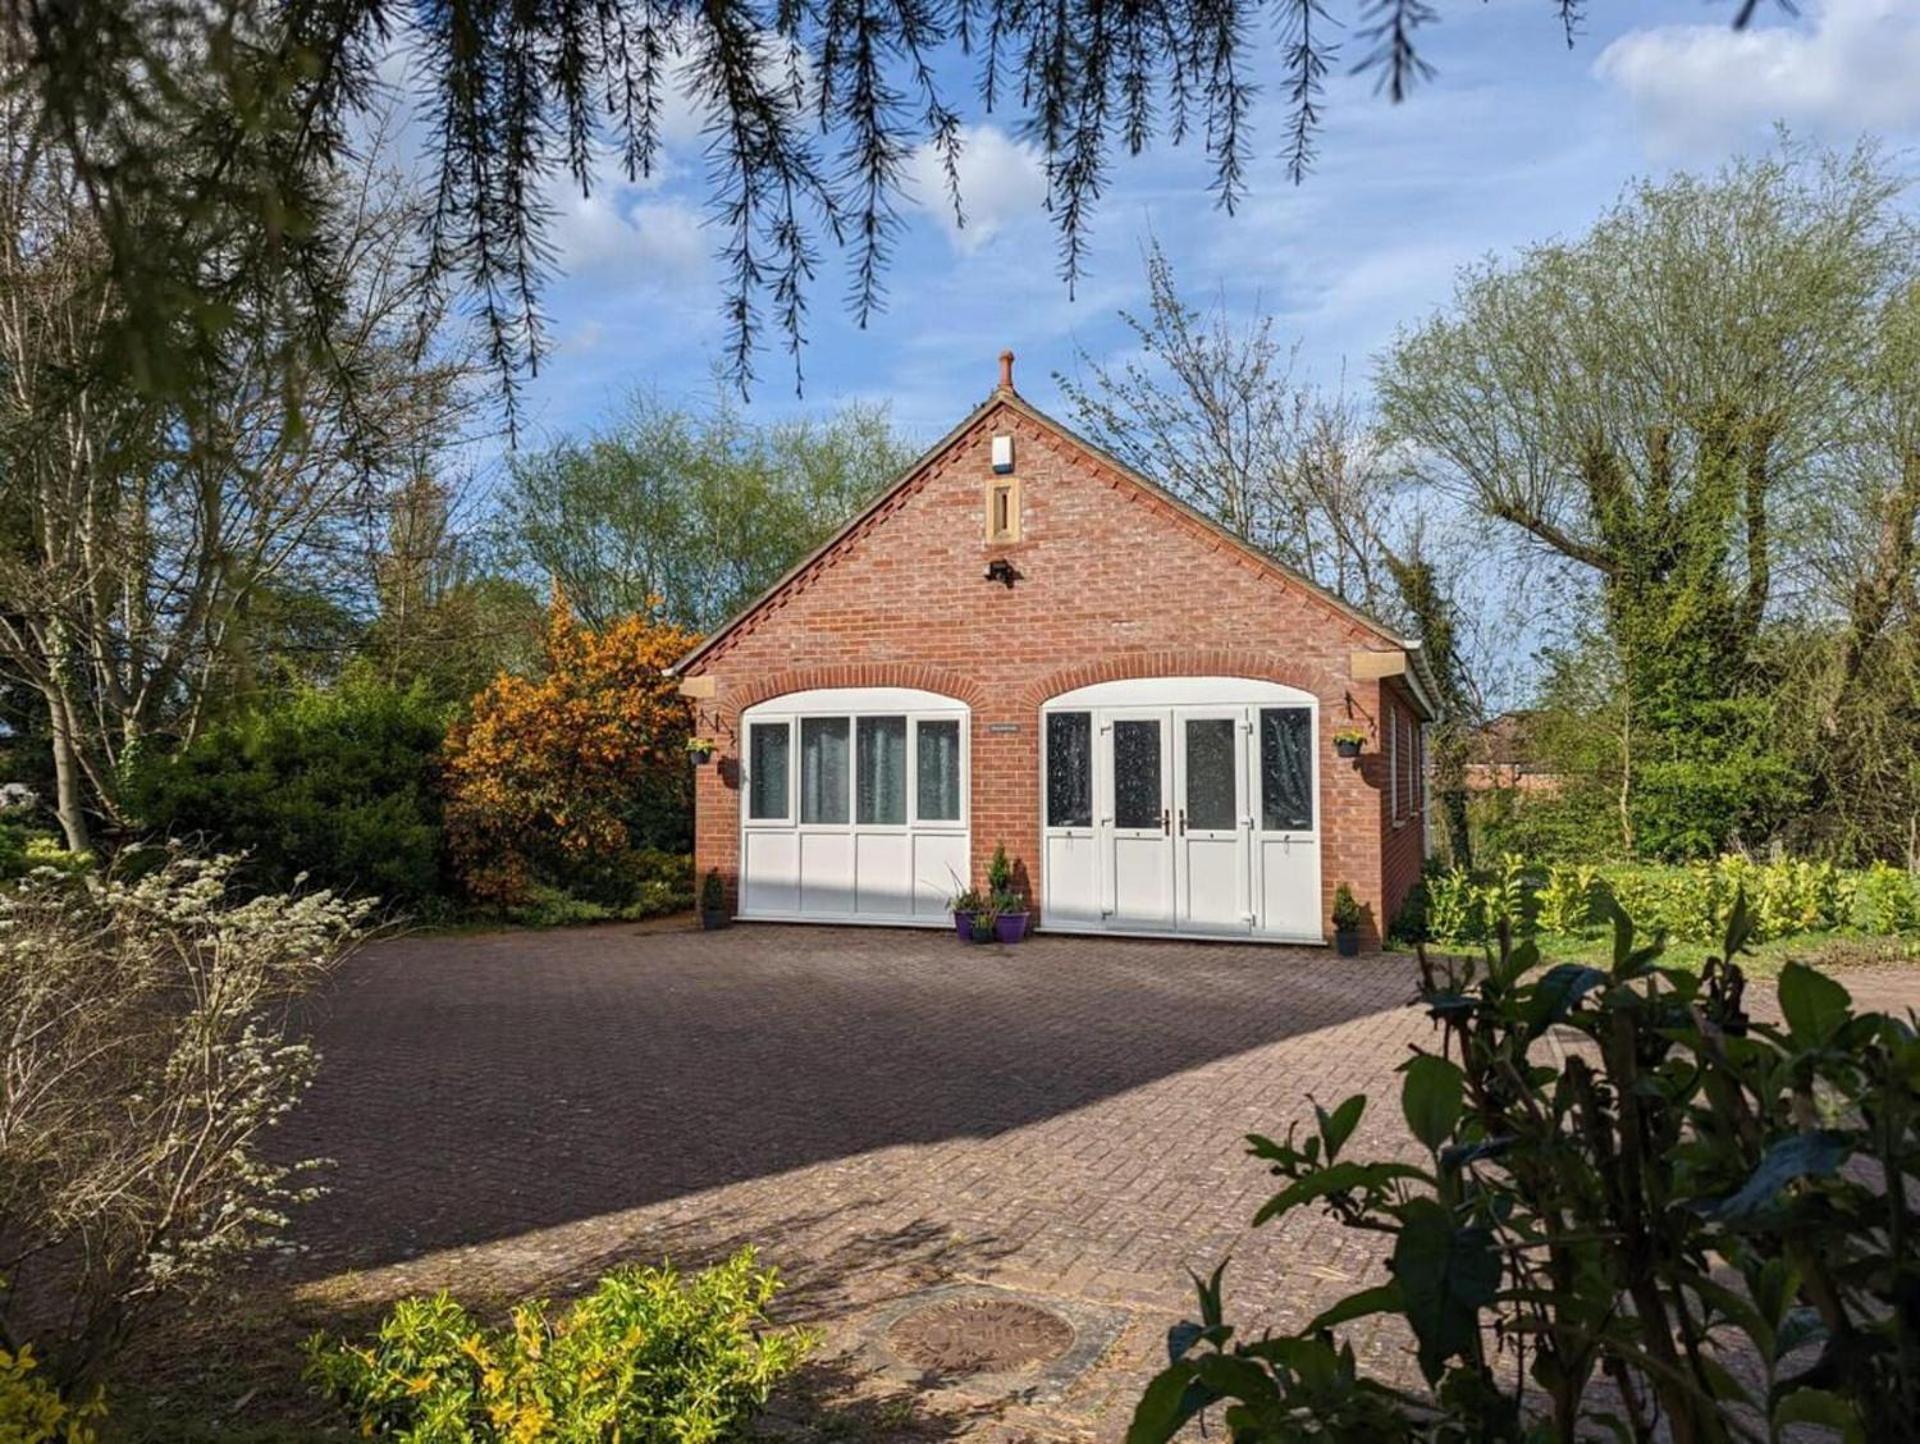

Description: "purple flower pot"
995 912 1029 944
954 911 974 941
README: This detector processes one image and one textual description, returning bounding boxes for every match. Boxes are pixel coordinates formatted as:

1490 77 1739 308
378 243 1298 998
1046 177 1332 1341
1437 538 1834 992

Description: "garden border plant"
1131 891 1919 1443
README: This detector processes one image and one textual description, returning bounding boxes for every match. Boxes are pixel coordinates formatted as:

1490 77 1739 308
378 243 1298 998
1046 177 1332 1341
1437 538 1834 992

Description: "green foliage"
0 1345 103 1443
1533 863 1598 935
130 677 449 906
1329 883 1363 933
499 392 911 631
0 822 92 880
1857 861 1918 934
503 851 695 927
1133 895 1920 1442
306 1247 813 1441
701 868 726 913
1418 853 1916 949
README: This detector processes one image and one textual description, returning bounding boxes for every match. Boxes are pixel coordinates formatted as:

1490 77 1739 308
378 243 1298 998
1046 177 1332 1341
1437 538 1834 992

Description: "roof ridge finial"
998 349 1015 393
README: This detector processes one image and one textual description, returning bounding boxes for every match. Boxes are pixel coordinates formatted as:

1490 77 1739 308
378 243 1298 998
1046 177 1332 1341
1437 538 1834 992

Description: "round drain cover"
887 1297 1075 1375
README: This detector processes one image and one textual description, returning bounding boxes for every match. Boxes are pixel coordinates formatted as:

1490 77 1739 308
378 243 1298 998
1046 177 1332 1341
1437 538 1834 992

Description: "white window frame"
1389 703 1401 823
740 689 969 837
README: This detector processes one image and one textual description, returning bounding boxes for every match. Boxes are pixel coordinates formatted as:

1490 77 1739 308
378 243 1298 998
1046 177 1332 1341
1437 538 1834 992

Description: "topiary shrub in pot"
986 842 1029 942
1331 882 1364 956
700 868 728 930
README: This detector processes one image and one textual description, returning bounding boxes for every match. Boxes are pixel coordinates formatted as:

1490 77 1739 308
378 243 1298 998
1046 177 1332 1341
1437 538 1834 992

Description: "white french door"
1101 708 1251 934
1042 677 1321 943
1173 709 1250 933
1103 710 1174 930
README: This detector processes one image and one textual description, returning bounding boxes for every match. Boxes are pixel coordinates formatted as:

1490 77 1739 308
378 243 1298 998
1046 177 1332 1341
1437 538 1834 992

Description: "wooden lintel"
1349 649 1408 682
676 675 717 700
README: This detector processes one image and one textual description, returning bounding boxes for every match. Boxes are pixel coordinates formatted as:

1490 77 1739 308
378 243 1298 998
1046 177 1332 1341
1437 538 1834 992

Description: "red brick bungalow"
671 354 1435 947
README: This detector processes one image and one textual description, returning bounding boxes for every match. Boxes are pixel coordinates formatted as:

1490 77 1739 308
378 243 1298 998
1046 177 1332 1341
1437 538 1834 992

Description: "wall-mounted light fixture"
985 558 1018 587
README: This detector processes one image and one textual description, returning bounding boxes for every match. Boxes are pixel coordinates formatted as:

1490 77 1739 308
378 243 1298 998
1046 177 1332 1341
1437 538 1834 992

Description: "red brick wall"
686 396 1413 946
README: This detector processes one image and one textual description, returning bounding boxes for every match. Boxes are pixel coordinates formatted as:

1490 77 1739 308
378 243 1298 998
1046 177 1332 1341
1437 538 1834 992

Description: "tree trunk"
44 681 92 853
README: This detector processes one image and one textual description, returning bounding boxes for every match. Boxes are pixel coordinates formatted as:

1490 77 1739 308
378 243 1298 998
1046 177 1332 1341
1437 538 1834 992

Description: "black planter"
701 909 729 931
1334 739 1363 760
688 747 715 766
1335 927 1360 957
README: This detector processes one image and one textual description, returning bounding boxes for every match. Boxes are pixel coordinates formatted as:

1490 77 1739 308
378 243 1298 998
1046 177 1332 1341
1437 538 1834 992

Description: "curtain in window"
800 718 850 824
856 716 908 824
1260 708 1313 831
916 719 961 820
748 723 790 820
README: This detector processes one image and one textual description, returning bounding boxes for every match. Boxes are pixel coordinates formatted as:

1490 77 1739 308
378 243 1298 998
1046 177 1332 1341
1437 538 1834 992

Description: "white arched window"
738 687 969 923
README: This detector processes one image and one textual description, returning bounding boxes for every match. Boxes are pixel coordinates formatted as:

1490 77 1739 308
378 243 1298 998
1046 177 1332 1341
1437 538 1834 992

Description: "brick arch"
729 663 987 718
1016 650 1325 712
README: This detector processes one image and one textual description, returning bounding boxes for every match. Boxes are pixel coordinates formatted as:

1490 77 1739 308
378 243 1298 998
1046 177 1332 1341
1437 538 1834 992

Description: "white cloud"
907 124 1049 254
551 189 710 282
1596 0 1920 157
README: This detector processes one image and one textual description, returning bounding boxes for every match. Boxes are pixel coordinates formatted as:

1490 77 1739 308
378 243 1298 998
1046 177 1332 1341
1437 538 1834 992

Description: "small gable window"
986 479 1020 543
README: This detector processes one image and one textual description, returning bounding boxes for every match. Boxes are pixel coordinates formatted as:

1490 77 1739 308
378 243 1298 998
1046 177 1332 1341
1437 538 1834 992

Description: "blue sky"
494 0 1920 450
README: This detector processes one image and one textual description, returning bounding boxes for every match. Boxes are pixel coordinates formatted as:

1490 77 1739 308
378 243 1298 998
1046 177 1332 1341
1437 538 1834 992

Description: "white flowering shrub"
0 851 369 1389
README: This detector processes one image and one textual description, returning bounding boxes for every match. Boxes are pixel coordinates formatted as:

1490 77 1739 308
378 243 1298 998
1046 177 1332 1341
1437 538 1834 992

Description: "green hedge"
1408 853 1919 948
129 677 450 905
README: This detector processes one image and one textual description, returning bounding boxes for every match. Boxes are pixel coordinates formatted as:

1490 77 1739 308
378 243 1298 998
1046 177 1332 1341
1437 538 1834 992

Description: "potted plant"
686 735 718 764
985 843 1030 941
950 887 985 941
1332 727 1366 760
970 897 1002 944
1331 882 1364 956
700 869 729 930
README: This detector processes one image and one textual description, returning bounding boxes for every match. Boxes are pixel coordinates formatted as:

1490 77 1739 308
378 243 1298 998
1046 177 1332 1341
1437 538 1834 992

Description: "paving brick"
272 924 1920 1439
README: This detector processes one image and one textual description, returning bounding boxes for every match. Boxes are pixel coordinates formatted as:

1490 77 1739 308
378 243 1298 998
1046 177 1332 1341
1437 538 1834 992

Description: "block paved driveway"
273 923 1920 1439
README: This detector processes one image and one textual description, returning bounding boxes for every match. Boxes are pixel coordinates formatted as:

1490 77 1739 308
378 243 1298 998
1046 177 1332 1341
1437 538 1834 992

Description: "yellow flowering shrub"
444 597 699 906
305 1248 812 1441
0 1345 104 1443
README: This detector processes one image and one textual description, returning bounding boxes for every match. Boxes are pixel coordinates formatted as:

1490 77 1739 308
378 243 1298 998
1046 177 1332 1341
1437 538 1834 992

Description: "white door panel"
1044 833 1100 925
854 832 913 915
799 832 855 914
742 831 799 914
911 833 969 917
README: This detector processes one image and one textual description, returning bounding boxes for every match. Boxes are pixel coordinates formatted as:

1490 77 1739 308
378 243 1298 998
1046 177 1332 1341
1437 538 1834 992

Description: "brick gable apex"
672 388 1415 676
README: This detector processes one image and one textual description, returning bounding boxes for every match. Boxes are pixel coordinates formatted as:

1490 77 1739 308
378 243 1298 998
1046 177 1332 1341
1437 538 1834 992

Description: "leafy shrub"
130 675 449 904
444 598 698 907
1134 896 1919 1442
701 867 725 913
0 852 368 1388
306 1247 812 1441
1534 862 1598 935
1856 861 1918 935
0 823 92 880
0 1345 104 1442
1330 883 1363 933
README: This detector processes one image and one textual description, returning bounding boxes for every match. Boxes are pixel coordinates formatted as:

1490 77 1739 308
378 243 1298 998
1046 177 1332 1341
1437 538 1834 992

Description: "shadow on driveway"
273 922 1417 1279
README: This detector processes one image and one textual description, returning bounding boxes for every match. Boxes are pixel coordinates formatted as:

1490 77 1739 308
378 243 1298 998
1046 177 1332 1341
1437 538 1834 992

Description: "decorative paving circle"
886 1297 1076 1375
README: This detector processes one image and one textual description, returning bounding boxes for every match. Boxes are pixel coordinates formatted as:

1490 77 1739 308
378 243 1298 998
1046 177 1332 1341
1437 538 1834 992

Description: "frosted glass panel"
1046 712 1092 827
801 718 850 824
748 723 790 820
916 719 961 821
856 716 907 825
1260 708 1313 831
1184 719 1236 829
1113 719 1163 830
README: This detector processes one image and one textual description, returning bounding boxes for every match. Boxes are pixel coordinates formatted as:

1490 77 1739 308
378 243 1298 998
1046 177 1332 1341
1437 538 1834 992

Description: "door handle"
1161 807 1170 834
1178 808 1187 835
